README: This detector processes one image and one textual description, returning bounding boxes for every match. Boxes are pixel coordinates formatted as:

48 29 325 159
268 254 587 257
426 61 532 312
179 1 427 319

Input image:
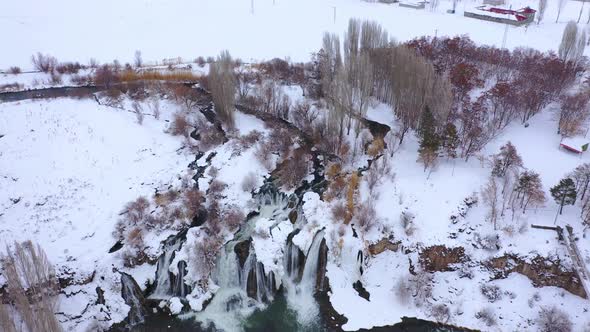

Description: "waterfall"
301 231 325 291
120 272 148 327
171 260 191 298
283 230 325 324
151 233 189 298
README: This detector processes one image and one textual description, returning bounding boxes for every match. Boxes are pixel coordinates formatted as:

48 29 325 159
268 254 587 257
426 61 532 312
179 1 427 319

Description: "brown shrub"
367 137 385 157
169 113 191 137
331 202 348 223
208 179 227 198
355 199 377 233
31 52 57 73
55 62 82 74
118 69 200 83
223 206 245 231
280 150 310 189
71 74 91 85
183 189 204 217
9 66 21 75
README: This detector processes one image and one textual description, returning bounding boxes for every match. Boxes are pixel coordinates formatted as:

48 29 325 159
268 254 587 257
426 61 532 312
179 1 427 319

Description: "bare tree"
31 52 57 73
134 50 143 68
537 0 547 25
559 22 580 63
558 91 590 136
482 176 500 230
1 241 62 332
209 50 237 129
132 101 144 125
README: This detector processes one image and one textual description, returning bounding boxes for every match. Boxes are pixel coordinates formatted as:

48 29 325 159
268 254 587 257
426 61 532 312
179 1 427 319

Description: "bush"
279 150 310 190
480 284 502 303
169 113 191 137
536 306 572 332
9 66 21 75
223 206 245 231
394 278 411 304
475 307 497 327
132 102 144 125
208 179 227 198
71 74 92 85
400 211 416 236
355 199 377 233
55 62 82 74
31 52 57 73
430 304 450 324
49 72 62 85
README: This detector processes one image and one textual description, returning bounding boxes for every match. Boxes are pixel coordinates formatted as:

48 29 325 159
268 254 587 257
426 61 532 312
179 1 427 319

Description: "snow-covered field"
0 0 588 70
2 0 590 331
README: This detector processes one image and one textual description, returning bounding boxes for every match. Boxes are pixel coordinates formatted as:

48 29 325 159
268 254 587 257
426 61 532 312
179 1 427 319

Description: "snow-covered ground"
322 102 590 331
0 0 588 70
0 97 192 329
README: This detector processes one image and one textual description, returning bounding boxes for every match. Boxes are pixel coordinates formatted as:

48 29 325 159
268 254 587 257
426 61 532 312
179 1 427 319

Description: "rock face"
488 254 587 299
353 280 370 301
316 238 329 292
368 238 400 256
419 245 467 272
234 239 252 269
120 272 148 326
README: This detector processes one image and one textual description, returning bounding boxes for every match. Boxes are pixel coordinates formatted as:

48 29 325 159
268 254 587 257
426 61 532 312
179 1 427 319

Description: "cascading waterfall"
151 233 193 299
283 230 325 325
120 272 148 326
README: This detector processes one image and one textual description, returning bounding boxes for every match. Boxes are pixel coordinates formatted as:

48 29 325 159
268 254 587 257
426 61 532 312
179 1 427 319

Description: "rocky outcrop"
419 245 467 272
234 239 252 269
487 254 587 299
353 280 370 301
58 268 96 289
120 272 148 326
316 238 329 292
368 237 400 256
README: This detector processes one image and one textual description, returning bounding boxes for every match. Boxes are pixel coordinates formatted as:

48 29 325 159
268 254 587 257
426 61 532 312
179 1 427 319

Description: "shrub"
410 270 434 307
31 52 57 73
537 306 572 332
355 199 377 233
480 284 502 303
183 189 204 217
196 56 206 67
71 74 91 85
198 122 225 151
223 206 245 231
400 211 416 236
430 304 450 324
49 72 62 85
132 102 144 125
191 235 223 286
55 62 82 74
169 113 191 137
394 278 411 304
279 150 310 189
208 179 227 198
331 201 348 223
475 307 497 327
9 66 21 75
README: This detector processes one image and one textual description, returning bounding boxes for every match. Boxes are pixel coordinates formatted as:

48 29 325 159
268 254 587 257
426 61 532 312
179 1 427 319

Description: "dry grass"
118 69 201 83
